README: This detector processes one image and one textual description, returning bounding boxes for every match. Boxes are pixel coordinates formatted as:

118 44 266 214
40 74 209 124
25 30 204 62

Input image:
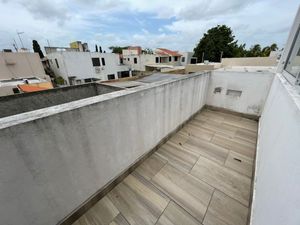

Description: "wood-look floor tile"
211 134 256 159
181 124 214 141
199 120 237 138
156 201 202 225
168 132 189 145
223 118 258 132
156 142 199 173
183 137 228 165
203 191 248 225
73 196 119 225
135 153 167 180
190 157 251 206
225 151 253 177
109 214 130 225
108 174 169 225
152 164 214 222
235 128 257 144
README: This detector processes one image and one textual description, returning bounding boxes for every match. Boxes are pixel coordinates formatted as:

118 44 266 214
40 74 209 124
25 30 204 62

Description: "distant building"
122 47 196 71
0 51 52 96
46 51 131 85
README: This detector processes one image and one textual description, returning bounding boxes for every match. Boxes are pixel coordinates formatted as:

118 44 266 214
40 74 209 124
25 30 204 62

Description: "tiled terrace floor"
73 109 258 225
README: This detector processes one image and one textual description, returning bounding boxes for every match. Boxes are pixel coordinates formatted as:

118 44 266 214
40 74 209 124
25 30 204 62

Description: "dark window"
190 58 197 64
118 71 130 78
107 74 115 80
12 87 20 94
155 57 159 63
120 58 123 64
174 56 178 61
92 58 100 66
169 56 172 61
55 58 59 68
181 57 185 62
101 58 106 66
84 78 92 83
128 58 130 61
134 57 137 64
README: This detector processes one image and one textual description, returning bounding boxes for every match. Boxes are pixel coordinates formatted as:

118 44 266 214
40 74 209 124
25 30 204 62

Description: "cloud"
0 0 298 52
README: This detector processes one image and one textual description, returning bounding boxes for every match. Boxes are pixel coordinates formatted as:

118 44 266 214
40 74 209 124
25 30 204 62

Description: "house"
123 47 191 71
46 51 131 85
0 51 52 96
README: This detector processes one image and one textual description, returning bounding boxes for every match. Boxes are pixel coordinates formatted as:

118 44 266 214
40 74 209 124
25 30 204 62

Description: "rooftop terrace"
73 108 257 225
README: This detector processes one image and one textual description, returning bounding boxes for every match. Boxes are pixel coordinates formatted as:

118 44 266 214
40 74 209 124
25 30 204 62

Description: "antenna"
16 31 25 49
13 39 19 51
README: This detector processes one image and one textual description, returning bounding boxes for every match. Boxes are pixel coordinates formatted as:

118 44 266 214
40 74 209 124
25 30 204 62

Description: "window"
55 58 59 68
181 57 185 62
12 87 20 94
84 78 92 83
134 57 137 64
120 58 123 64
190 58 197 64
92 58 100 66
174 56 178 61
128 58 130 61
169 56 172 62
101 58 106 66
155 57 159 63
284 26 300 78
107 74 115 80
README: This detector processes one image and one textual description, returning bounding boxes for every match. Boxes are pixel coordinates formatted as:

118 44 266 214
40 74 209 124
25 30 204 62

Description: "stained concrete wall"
0 72 209 225
206 70 274 116
221 57 277 67
0 83 122 118
251 74 300 225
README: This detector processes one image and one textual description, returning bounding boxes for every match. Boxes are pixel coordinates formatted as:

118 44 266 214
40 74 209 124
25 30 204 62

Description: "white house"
47 51 131 85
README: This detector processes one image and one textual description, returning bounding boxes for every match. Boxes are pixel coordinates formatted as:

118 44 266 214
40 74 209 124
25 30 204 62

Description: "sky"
0 0 299 53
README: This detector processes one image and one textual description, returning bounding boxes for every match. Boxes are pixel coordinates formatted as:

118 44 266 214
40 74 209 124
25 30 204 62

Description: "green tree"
247 44 262 57
109 46 127 54
142 48 153 54
193 25 238 62
32 40 44 58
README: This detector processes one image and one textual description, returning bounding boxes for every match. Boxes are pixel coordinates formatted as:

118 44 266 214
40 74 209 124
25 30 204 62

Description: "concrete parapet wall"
0 72 209 225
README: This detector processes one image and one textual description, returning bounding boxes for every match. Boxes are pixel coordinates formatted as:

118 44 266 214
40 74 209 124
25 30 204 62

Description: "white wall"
251 74 300 225
0 72 209 225
206 70 274 115
48 52 130 83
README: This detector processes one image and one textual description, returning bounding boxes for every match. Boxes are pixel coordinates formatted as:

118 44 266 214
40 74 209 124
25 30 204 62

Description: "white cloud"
0 0 298 52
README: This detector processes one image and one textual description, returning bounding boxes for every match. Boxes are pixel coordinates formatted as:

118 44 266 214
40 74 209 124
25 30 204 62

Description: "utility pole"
16 31 25 49
47 39 50 47
220 51 223 62
202 52 204 63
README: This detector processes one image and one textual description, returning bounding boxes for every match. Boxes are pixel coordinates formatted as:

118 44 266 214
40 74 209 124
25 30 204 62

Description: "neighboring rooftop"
155 48 182 56
0 82 122 118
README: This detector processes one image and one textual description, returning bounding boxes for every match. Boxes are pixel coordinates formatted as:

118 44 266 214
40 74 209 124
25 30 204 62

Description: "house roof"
18 84 50 93
156 48 182 56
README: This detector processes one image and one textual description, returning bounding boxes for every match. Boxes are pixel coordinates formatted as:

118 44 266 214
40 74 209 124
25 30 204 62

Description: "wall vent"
226 89 242 97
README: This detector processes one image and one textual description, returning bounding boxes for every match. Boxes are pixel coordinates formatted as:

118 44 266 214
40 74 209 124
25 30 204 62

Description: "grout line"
154 198 171 225
202 189 215 223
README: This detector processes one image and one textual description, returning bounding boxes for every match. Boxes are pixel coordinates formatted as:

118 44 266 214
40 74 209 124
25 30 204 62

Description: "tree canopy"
193 25 278 62
109 46 128 54
32 40 44 58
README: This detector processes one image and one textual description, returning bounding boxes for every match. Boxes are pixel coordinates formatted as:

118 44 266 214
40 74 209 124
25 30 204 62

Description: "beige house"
0 52 51 96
